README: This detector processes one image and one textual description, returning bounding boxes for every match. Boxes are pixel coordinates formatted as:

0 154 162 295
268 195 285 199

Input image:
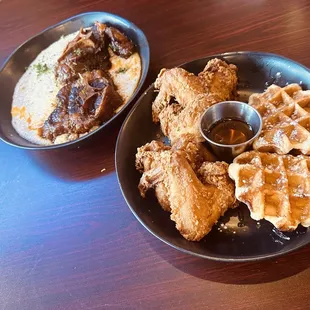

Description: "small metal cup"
200 101 262 161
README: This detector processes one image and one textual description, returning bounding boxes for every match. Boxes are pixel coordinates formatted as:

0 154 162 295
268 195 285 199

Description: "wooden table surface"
1 0 310 309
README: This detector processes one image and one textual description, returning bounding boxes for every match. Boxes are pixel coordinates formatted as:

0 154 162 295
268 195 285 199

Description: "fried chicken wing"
171 133 216 170
198 58 238 101
136 141 236 241
152 59 237 144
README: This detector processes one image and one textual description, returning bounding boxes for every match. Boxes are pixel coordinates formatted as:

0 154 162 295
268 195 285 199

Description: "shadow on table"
26 116 124 181
143 229 310 285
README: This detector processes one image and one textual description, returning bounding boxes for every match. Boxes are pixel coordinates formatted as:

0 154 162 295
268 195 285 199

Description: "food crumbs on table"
101 168 106 172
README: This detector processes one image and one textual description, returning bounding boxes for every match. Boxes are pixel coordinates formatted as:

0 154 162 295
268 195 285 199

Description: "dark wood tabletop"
1 0 310 309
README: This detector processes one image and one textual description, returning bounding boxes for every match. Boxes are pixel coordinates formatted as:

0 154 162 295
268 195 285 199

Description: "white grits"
11 30 141 145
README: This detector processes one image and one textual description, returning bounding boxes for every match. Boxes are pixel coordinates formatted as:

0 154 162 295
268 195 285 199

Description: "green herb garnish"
33 63 50 76
116 67 128 74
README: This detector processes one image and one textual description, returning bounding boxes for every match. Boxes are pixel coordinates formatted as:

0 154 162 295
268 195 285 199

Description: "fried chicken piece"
135 141 171 211
136 141 236 241
198 58 238 101
152 68 217 143
152 59 237 144
135 139 210 211
171 133 216 171
152 68 209 122
198 161 237 208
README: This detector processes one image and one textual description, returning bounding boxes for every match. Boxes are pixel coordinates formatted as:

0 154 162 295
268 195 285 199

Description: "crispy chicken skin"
152 59 237 144
135 141 171 211
198 58 238 101
136 141 236 241
171 133 216 170
198 161 236 202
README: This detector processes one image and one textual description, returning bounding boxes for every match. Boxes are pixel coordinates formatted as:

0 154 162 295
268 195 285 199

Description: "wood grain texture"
1 0 310 309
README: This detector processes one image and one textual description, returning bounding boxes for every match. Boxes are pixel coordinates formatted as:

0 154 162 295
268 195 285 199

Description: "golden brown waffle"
249 84 310 155
228 151 310 231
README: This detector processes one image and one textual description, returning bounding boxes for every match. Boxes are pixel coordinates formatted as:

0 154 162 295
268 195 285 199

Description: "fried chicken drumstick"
136 141 236 241
152 59 238 144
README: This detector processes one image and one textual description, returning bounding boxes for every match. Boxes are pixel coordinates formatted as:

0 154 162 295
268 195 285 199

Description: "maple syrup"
205 118 254 145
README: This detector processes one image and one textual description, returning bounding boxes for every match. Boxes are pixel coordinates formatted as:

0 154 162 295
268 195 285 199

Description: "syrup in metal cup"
200 101 262 161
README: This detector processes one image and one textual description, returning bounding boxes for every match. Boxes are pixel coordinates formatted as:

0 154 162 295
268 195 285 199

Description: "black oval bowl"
116 52 310 262
0 12 150 150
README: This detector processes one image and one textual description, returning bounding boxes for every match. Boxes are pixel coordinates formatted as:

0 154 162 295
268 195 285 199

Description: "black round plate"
0 12 149 150
116 52 310 262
